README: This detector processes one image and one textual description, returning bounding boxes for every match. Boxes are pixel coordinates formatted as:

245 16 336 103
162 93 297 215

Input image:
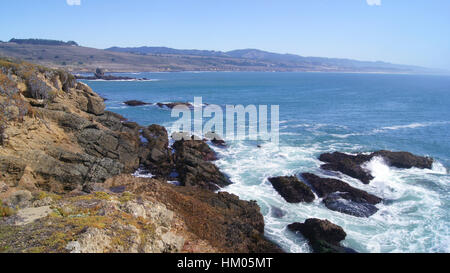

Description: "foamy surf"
213 139 450 253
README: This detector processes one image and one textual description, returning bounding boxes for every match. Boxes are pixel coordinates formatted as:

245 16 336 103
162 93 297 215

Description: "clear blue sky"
1 0 449 69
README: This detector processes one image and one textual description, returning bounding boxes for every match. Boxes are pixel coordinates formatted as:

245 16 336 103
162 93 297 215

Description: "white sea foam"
163 115 449 253
132 168 154 178
215 139 449 253
108 106 129 110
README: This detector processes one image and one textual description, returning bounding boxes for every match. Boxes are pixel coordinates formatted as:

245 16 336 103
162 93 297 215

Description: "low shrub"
0 202 15 218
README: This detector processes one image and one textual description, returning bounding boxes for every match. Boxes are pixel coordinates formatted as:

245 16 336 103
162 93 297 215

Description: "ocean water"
83 72 450 253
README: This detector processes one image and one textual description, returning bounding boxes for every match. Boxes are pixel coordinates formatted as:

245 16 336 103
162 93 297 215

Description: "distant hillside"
107 46 227 57
107 46 432 74
0 39 437 73
8 38 78 47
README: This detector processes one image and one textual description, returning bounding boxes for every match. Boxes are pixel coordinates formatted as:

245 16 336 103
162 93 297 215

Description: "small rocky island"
75 68 150 81
123 100 194 109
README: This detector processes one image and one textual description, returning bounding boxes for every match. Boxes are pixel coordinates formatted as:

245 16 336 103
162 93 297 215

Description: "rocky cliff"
0 58 281 253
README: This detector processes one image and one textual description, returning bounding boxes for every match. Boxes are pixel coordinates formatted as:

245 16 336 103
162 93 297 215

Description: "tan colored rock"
13 206 52 226
32 196 53 207
75 228 112 253
4 189 32 208
18 166 39 192
121 201 147 219
0 181 8 193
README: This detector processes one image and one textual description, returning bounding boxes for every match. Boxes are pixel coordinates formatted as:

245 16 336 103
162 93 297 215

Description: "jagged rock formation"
319 151 433 184
302 173 382 217
268 176 315 203
173 140 230 191
288 218 357 253
0 59 279 253
0 59 142 192
140 124 173 177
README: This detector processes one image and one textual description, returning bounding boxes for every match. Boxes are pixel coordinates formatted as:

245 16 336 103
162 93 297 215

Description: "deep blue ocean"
83 72 450 253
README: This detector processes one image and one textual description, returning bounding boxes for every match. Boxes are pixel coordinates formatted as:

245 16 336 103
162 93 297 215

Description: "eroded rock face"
173 140 230 191
73 115 141 175
319 151 434 184
268 176 315 203
288 218 357 253
0 60 140 192
0 156 26 187
140 125 173 177
45 148 123 191
166 185 283 253
302 173 381 217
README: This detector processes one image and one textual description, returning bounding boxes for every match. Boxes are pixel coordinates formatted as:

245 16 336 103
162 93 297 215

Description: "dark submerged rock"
124 100 149 106
205 132 226 147
270 206 286 218
288 218 357 253
268 176 315 203
323 193 380 218
211 138 226 147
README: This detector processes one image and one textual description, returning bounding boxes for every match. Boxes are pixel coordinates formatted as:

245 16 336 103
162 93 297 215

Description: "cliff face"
0 58 281 253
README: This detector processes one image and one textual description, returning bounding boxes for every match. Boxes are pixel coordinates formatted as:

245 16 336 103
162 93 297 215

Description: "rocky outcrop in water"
268 176 315 203
76 68 149 81
319 152 374 184
124 100 149 106
157 102 193 109
319 151 433 184
302 173 381 217
371 150 433 169
288 218 357 253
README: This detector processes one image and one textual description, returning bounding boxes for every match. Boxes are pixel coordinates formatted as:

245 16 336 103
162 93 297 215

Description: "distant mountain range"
0 39 442 74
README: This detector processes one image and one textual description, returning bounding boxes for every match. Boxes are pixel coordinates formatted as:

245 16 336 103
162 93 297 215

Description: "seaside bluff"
0 58 440 254
0 59 281 253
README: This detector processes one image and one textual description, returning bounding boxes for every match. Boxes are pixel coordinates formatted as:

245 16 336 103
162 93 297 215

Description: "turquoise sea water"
83 72 450 253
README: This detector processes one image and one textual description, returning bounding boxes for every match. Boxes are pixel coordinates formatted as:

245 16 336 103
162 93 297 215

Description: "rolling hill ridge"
0 39 437 74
